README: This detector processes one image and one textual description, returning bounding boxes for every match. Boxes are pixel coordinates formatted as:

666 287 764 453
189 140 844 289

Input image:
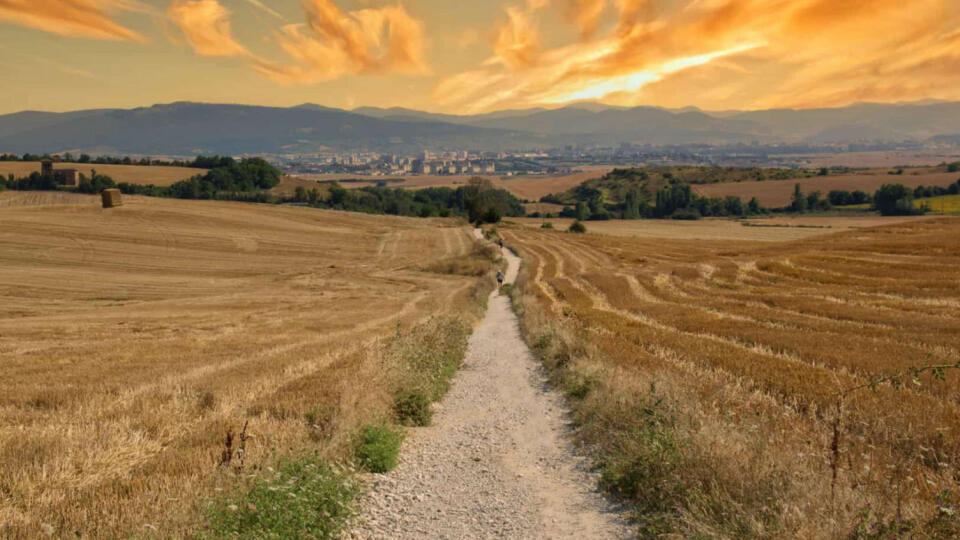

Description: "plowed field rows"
504 218 960 535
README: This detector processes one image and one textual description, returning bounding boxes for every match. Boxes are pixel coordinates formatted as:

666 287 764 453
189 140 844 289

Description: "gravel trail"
347 231 629 539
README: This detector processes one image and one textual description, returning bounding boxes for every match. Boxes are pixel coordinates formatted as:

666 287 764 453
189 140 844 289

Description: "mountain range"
1 101 959 155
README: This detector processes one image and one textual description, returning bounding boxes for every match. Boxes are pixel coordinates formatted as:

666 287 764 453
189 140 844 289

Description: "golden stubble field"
0 193 482 537
0 162 204 186
503 217 960 537
510 215 935 242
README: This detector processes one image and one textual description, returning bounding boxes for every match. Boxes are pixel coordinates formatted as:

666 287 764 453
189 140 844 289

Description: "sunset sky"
1 0 959 115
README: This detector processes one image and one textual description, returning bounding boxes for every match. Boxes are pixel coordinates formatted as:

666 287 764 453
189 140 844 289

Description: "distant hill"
3 101 960 155
0 102 524 155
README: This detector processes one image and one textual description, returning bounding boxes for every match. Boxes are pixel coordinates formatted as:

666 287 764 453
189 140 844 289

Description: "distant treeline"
1 157 281 201
0 162 521 223
292 178 524 223
534 166 960 220
0 152 241 169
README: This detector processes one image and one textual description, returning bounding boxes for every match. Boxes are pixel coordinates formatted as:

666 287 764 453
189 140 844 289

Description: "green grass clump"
355 424 404 473
203 455 358 540
393 389 433 427
389 317 469 427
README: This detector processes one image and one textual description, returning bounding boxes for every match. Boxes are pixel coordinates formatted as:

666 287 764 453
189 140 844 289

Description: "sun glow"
541 42 765 105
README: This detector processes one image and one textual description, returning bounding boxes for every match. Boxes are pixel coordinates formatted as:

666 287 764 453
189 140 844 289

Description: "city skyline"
1 1 960 115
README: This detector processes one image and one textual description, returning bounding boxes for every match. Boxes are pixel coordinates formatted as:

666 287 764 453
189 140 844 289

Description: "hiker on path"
497 270 504 289
498 238 503 250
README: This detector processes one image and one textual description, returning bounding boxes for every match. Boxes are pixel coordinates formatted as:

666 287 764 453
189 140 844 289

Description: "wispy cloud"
242 0 283 20
253 0 429 84
0 0 146 41
167 0 249 56
435 0 960 112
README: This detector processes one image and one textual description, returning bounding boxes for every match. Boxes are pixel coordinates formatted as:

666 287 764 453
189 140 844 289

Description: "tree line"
292 178 524 223
1 157 281 200
0 152 240 169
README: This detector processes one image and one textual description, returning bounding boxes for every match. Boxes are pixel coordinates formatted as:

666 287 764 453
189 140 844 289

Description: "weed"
305 405 338 443
218 421 250 474
393 390 433 427
203 455 358 539
354 424 404 473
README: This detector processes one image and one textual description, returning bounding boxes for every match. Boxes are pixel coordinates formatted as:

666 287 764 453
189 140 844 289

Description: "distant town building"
41 159 79 186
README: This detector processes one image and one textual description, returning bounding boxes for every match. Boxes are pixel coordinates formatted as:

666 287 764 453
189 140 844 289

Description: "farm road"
348 230 629 539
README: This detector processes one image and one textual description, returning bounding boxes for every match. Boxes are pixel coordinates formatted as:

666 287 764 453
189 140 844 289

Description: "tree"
791 184 807 213
575 201 590 221
818 167 829 176
875 184 923 216
851 190 871 205
724 196 744 216
948 162 960 173
748 197 761 214
79 154 91 163
294 186 307 203
623 188 641 219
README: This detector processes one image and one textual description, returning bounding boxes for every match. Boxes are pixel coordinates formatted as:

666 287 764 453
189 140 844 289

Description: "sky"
1 0 959 115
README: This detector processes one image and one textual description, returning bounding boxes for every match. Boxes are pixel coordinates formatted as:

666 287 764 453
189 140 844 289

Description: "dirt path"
347 231 629 539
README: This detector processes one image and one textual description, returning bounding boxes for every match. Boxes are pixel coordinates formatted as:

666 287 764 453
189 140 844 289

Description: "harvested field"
0 195 484 537
0 190 100 208
503 218 960 537
0 162 204 186
509 215 933 241
695 171 960 207
776 150 960 169
297 167 616 202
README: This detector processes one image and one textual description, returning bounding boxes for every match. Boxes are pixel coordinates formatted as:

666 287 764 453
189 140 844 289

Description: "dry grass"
508 215 934 242
503 217 960 537
0 162 204 186
695 171 960 207
0 195 486 538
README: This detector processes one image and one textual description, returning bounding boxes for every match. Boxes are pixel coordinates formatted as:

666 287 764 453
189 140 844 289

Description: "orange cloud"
256 0 429 84
0 0 146 41
167 0 249 57
489 5 542 69
564 0 607 39
435 0 960 113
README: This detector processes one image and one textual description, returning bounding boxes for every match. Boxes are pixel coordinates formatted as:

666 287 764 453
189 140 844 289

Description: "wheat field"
0 195 482 537
503 217 960 537
0 162 204 186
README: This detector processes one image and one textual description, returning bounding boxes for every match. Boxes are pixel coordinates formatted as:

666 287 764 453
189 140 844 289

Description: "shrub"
568 220 587 233
670 209 701 220
393 390 432 427
203 455 358 539
875 184 925 216
354 424 404 473
541 222 554 229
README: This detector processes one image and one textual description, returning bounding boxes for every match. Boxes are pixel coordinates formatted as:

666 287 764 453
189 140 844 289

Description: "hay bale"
101 189 123 209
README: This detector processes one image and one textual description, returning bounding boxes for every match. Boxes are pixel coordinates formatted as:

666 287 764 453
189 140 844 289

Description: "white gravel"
346 234 631 539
